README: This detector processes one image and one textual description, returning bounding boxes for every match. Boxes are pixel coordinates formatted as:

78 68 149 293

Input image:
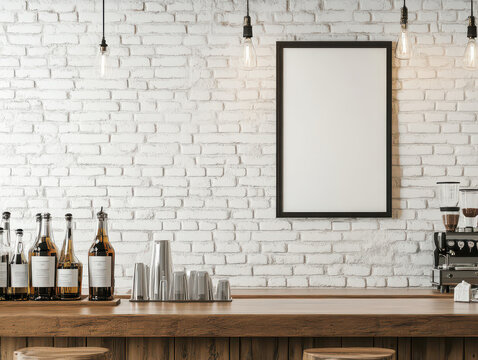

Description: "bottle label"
11 264 28 288
58 269 78 288
31 256 56 287
0 262 7 287
88 257 111 288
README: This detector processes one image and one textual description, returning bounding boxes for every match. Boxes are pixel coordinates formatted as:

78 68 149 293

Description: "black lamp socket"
243 15 253 38
400 5 408 26
468 16 477 38
100 38 108 50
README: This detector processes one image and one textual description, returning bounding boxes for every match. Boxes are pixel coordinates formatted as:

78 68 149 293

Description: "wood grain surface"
175 338 229 360
303 347 395 360
0 297 478 337
2 337 478 360
13 347 111 360
126 338 173 360
231 289 451 299
1 338 26 360
0 297 120 307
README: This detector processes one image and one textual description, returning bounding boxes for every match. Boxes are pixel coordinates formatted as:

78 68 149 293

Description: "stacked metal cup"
171 271 188 301
215 279 231 301
131 263 149 301
196 271 214 301
150 240 172 300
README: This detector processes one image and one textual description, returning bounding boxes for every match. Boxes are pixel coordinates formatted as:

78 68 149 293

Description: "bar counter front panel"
1 291 477 360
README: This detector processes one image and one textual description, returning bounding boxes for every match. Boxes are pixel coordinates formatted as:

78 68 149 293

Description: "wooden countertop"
230 288 452 298
1 289 477 338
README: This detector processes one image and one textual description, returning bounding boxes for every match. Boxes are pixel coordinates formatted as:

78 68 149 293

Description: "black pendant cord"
102 0 105 40
469 0 477 39
100 0 107 47
247 0 249 17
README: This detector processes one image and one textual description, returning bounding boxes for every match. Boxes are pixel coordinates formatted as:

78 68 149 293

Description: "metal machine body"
432 231 478 293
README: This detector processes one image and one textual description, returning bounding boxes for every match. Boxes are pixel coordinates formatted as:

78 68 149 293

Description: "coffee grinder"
439 181 460 232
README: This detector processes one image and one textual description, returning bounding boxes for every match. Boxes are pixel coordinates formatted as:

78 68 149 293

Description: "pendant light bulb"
242 0 256 68
396 26 412 59
97 0 109 78
243 37 257 68
98 41 109 78
464 38 478 69
395 0 411 59
464 0 478 69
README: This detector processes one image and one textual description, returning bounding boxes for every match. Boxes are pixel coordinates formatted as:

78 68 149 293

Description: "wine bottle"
9 229 28 301
0 226 9 301
88 208 115 301
57 214 82 300
33 213 41 251
29 213 58 301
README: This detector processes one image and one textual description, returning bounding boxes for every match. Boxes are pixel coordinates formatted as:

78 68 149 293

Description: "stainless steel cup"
171 271 188 301
197 271 213 301
159 278 169 301
215 279 231 301
145 264 150 298
189 270 198 300
150 240 173 300
131 263 149 301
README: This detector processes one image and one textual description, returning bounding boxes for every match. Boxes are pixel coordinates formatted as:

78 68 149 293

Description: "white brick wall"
0 0 473 292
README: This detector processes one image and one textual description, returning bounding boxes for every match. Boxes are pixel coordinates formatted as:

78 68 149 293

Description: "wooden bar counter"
1 289 477 360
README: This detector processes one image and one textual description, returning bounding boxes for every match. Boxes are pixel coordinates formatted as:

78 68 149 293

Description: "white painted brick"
252 232 297 242
205 254 225 265
215 265 251 276
254 265 292 276
310 276 346 287
307 254 344 265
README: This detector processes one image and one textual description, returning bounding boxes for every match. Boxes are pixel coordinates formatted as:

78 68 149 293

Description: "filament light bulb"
98 44 109 78
242 37 256 68
395 27 412 60
464 38 478 69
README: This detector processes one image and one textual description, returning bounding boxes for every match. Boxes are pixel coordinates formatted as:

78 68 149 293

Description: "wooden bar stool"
303 347 395 360
14 347 111 360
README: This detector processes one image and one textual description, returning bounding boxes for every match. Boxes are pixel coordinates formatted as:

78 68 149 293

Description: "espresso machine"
432 182 478 293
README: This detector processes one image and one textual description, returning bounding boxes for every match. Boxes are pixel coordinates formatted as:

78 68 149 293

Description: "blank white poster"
281 47 388 214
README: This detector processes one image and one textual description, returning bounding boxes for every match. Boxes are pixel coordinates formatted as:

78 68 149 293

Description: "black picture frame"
276 41 392 218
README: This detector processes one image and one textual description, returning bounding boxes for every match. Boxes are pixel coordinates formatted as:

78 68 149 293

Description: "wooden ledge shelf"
0 293 474 338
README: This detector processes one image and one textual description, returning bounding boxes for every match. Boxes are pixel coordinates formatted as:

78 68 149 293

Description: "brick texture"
0 0 470 292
